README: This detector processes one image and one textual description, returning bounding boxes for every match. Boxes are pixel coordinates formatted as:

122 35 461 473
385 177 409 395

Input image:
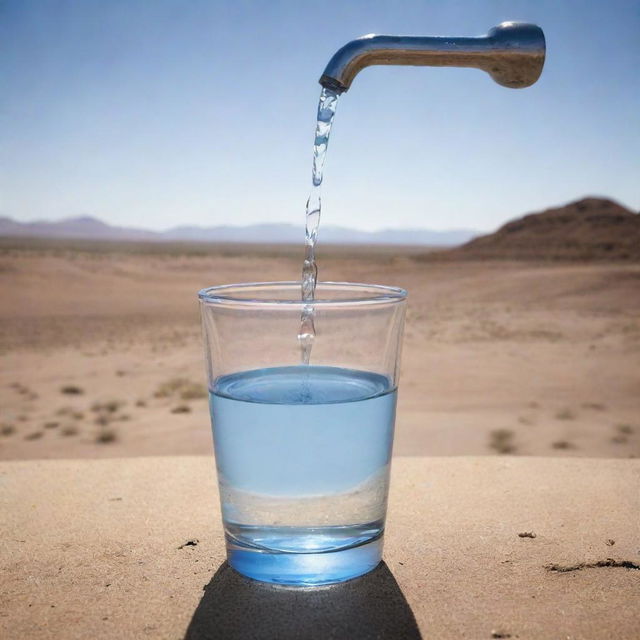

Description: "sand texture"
1 456 638 639
1 239 639 638
1 241 639 461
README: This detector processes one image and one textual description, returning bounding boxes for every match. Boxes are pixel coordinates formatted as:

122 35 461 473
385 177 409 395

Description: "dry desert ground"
1 238 639 461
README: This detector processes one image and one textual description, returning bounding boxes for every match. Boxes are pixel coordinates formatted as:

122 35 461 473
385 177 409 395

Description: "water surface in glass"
209 365 397 585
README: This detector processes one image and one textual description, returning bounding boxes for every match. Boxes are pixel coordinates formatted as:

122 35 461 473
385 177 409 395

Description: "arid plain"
1 238 638 462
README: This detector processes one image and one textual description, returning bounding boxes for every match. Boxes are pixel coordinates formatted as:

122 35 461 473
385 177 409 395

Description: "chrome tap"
320 22 545 93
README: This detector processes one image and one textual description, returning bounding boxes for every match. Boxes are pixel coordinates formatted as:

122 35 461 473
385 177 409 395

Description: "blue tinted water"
209 365 397 584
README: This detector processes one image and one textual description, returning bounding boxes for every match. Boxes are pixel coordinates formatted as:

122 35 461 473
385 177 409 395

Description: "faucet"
320 22 545 93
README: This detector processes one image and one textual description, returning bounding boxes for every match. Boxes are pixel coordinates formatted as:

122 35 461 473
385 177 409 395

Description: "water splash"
299 87 340 363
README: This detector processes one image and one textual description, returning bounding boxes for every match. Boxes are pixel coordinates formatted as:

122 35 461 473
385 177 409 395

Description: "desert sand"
1 238 639 639
1 239 639 461
1 456 638 639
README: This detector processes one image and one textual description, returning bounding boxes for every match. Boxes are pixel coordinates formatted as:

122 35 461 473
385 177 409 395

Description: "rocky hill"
448 197 640 261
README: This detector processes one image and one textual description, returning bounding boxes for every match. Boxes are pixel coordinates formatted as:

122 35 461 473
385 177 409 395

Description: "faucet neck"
320 23 545 92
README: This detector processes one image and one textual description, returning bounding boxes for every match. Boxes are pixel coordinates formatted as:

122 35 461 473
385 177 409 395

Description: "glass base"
226 535 383 586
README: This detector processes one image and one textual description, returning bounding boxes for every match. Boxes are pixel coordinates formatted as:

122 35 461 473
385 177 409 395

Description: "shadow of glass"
185 561 422 640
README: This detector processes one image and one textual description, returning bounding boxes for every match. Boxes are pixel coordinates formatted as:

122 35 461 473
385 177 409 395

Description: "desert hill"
447 197 640 261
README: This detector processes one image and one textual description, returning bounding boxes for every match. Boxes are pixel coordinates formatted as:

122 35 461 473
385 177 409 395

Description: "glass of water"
199 281 407 585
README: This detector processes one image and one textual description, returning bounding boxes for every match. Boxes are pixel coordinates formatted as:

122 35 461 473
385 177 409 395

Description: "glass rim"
198 281 407 307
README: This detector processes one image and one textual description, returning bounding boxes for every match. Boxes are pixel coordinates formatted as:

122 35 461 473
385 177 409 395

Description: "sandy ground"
1 241 639 460
1 456 638 639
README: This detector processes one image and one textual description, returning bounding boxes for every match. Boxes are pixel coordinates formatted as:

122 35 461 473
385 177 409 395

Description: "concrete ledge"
1 457 638 639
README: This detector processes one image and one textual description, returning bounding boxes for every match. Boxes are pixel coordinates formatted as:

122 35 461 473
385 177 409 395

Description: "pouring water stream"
298 87 339 364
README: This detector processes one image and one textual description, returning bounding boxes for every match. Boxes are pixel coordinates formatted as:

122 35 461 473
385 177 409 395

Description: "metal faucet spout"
319 22 545 93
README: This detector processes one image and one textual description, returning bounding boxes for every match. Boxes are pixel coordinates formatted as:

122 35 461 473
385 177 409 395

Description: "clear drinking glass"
199 282 407 585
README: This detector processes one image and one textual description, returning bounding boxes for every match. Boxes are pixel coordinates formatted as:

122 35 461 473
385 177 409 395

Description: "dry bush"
552 440 574 450
92 400 123 414
155 378 206 401
60 385 84 395
96 428 118 444
582 402 606 411
489 429 516 454
171 404 191 414
1 424 16 437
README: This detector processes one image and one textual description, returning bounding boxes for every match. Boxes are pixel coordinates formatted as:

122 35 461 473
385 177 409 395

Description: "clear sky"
1 0 638 232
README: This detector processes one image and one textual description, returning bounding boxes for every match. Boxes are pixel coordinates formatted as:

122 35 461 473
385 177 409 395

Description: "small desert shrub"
551 440 574 450
135 399 147 408
44 421 59 429
92 400 122 414
489 429 515 454
61 426 79 437
582 402 606 411
96 428 118 444
171 404 191 414
179 383 207 401
57 406 85 420
555 408 575 421
1 424 16 437
24 431 43 441
155 378 206 401
104 400 122 413
154 378 183 398
60 385 84 395
617 424 634 435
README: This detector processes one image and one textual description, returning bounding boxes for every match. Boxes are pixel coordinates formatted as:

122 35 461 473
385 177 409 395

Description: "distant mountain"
0 215 478 246
5 198 638 257
0 215 158 241
446 197 640 261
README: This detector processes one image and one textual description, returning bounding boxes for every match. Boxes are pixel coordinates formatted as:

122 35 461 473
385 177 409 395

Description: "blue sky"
1 0 638 232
